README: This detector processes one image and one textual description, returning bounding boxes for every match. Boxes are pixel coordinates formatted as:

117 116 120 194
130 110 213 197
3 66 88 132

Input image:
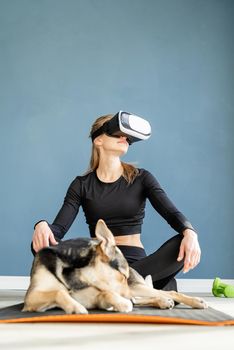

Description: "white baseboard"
0 276 30 290
178 279 234 293
0 276 233 293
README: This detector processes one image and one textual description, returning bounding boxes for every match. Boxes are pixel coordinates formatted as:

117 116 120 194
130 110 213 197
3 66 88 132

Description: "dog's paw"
22 305 34 312
158 297 175 309
114 298 133 313
65 301 88 314
191 297 208 309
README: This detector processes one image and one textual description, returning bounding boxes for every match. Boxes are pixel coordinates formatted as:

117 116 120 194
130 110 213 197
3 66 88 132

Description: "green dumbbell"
212 277 234 298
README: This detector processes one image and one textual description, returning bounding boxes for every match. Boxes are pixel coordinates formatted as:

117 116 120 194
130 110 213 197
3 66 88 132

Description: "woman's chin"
119 149 128 156
113 148 128 157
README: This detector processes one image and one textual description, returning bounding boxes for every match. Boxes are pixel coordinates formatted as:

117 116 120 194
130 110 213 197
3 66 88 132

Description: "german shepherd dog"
23 220 208 314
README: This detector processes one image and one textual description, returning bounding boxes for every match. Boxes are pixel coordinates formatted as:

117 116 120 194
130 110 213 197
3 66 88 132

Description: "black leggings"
117 234 184 291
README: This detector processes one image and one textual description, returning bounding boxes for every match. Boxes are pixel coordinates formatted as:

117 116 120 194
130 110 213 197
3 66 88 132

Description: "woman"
32 113 201 291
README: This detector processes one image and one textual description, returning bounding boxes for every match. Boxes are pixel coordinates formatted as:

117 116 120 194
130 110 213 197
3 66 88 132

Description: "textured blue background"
0 0 233 277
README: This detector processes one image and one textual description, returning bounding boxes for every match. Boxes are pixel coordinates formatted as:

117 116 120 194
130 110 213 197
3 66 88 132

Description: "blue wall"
0 0 233 278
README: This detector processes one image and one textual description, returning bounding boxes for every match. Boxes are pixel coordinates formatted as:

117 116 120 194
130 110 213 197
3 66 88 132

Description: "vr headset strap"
91 123 108 142
91 114 119 142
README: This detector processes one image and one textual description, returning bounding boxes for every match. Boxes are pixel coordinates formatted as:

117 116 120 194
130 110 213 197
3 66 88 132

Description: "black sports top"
38 169 195 239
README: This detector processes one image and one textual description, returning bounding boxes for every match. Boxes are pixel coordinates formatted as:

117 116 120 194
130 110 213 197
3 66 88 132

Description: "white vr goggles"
91 111 151 145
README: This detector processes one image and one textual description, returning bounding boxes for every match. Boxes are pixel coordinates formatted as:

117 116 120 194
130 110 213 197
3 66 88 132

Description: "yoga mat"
0 303 233 325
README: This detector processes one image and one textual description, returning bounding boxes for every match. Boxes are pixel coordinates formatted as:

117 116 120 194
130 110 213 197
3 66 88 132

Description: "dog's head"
95 219 129 279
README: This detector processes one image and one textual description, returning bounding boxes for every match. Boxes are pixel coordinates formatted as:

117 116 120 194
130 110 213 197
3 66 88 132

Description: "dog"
23 219 208 314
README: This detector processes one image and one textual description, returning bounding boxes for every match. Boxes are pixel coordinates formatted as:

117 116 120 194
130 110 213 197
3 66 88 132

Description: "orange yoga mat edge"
0 313 234 326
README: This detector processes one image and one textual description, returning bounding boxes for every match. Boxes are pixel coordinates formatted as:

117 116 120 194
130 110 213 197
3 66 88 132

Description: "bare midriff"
114 233 144 248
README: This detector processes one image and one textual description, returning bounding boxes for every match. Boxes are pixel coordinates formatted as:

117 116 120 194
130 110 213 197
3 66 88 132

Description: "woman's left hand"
177 229 201 273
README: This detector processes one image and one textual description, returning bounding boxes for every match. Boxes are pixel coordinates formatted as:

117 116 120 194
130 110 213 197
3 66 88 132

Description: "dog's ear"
95 219 115 259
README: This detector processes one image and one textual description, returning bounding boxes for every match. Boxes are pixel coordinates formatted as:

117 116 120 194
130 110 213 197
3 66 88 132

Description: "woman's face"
94 133 129 156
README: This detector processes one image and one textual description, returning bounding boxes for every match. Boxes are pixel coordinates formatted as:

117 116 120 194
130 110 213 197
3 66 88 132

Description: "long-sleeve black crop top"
35 169 195 239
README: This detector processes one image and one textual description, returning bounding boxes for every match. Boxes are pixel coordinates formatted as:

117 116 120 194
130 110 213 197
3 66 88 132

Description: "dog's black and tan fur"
23 220 208 314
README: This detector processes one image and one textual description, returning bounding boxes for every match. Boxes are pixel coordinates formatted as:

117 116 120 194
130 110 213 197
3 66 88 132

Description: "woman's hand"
32 221 58 253
177 229 201 273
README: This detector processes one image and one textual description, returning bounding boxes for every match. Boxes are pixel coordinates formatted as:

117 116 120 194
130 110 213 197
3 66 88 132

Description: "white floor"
0 285 234 350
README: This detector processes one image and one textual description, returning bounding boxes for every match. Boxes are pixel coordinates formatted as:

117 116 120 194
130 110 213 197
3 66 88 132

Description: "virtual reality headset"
91 111 151 145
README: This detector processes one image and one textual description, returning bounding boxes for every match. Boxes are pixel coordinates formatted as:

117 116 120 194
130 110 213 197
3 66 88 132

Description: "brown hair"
86 114 139 184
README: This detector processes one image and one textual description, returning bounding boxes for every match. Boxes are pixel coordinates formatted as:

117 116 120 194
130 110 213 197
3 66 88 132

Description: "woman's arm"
143 170 201 272
143 170 196 234
32 177 82 252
